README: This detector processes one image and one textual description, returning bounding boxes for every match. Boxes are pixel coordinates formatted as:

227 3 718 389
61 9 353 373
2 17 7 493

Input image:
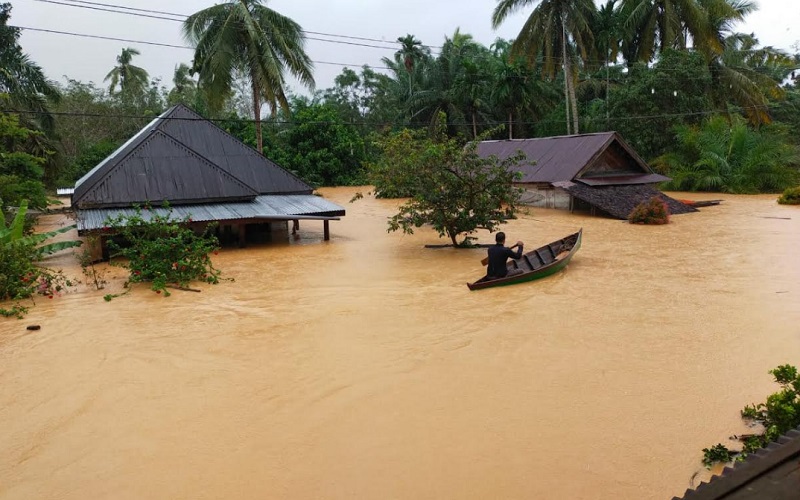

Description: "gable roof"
73 104 312 209
477 132 664 184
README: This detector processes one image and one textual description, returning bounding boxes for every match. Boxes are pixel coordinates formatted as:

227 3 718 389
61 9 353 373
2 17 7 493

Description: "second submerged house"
477 132 696 219
72 104 345 251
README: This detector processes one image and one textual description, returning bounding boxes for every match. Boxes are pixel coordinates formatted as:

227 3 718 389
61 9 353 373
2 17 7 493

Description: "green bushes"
628 197 670 225
0 240 74 318
777 186 800 205
104 206 223 297
656 116 800 194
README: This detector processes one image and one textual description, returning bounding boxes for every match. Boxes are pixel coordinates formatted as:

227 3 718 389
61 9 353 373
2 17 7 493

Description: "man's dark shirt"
487 243 523 278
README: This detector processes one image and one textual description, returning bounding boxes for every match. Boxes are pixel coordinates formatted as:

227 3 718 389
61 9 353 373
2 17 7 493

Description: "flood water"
1 187 799 499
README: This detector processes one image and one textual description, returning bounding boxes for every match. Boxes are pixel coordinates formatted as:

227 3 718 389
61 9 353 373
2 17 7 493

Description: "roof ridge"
163 104 312 191
154 130 259 197
480 132 617 143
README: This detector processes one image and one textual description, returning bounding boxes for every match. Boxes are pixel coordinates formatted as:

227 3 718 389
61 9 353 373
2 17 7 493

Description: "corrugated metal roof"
72 104 313 209
76 194 345 232
477 132 655 184
56 188 75 195
552 181 696 219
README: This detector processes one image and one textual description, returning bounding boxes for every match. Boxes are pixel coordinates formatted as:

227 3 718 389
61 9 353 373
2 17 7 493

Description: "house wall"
515 183 571 209
582 142 645 177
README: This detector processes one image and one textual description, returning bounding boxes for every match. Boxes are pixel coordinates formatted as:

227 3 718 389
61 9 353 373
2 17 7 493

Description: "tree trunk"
449 230 458 247
569 68 580 135
472 111 478 139
251 79 263 154
561 19 572 135
508 111 513 140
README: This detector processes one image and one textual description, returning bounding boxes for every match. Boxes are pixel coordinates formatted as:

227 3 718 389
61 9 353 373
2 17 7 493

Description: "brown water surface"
1 189 799 499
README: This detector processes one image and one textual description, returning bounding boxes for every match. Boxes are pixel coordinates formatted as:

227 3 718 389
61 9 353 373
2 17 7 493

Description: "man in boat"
487 232 524 279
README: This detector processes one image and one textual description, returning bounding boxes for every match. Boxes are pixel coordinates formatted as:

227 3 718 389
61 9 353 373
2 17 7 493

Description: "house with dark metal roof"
73 104 345 253
673 426 800 500
477 132 696 219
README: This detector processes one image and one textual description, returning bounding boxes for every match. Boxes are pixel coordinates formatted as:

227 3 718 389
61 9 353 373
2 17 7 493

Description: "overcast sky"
11 0 800 94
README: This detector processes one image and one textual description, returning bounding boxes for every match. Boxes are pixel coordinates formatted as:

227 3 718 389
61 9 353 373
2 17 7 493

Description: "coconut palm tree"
619 0 738 63
104 47 149 95
396 34 427 96
699 0 793 125
492 0 597 135
183 0 315 153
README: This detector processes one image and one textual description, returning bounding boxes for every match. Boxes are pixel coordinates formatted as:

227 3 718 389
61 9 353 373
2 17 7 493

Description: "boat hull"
467 229 582 291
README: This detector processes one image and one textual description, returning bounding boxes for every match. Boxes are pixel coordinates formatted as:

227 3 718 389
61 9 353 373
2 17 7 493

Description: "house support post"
323 220 330 241
292 219 299 235
238 223 247 248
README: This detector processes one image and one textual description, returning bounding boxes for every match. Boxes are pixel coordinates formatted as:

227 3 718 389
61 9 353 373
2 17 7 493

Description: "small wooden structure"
72 104 345 254
477 132 697 219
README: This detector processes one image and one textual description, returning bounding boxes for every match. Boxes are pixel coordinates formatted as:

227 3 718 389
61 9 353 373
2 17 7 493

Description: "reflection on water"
1 189 799 499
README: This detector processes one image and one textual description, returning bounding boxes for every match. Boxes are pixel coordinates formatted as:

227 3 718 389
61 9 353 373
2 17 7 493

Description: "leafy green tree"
104 47 150 96
606 49 713 159
266 98 367 186
0 107 49 213
0 3 60 132
364 115 525 247
655 115 799 193
490 42 560 139
183 0 315 154
492 0 597 134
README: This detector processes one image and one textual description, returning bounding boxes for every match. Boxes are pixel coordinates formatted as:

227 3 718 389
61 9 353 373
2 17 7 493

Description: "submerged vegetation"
628 196 670 225
362 116 525 246
0 201 79 318
777 186 800 205
703 364 800 468
104 206 224 299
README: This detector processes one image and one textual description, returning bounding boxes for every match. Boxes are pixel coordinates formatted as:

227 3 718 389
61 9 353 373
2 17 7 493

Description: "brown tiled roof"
476 132 653 183
673 426 800 500
552 181 697 219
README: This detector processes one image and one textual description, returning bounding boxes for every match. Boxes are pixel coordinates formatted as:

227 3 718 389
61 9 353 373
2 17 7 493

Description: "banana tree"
1 200 83 256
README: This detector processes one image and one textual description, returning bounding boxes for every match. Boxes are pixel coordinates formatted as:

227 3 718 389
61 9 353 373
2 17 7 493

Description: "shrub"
628 196 670 225
702 364 800 467
777 186 800 205
0 240 74 318
104 206 223 297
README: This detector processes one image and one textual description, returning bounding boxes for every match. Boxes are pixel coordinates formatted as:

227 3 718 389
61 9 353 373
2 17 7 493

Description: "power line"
13 26 392 70
28 0 409 52
0 105 772 128
50 0 414 46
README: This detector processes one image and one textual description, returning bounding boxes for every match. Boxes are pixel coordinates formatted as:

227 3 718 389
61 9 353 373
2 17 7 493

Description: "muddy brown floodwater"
1 188 799 499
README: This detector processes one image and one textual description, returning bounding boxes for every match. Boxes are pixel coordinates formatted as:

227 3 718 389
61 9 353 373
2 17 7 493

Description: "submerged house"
477 132 696 219
72 104 345 256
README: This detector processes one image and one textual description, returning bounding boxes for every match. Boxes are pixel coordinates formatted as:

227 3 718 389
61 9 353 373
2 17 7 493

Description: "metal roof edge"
72 111 170 205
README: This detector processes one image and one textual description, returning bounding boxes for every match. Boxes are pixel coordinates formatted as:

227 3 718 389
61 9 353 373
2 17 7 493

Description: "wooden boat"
467 229 582 291
678 199 723 208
